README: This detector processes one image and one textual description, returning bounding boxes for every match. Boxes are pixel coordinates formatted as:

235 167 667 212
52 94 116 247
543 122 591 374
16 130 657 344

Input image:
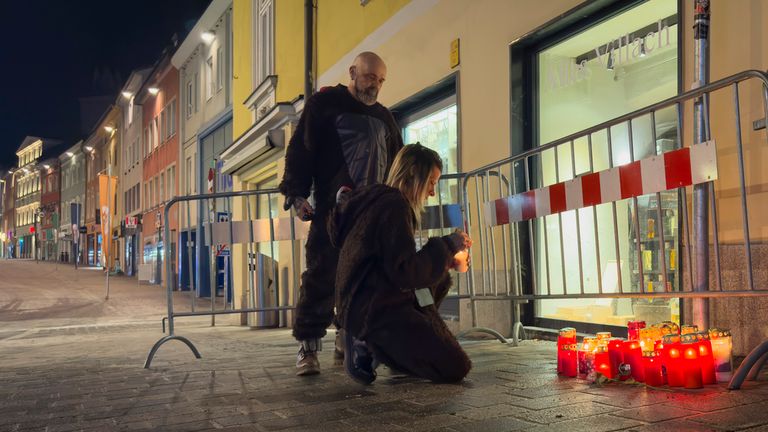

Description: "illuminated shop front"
513 0 681 331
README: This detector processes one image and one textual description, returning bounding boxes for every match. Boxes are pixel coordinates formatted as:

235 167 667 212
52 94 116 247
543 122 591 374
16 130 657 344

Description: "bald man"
279 52 403 375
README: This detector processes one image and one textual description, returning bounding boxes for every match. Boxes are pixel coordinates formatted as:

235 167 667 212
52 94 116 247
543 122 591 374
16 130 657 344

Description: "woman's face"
424 166 442 202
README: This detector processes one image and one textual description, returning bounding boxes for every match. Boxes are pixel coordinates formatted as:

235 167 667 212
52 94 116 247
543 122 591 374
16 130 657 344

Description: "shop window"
526 0 680 327
394 74 459 210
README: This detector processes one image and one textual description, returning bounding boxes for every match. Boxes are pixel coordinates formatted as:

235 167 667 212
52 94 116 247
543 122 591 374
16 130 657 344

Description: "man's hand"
284 196 314 221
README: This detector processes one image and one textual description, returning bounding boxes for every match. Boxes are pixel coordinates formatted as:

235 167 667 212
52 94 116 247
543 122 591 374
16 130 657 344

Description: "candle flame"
669 348 679 357
699 346 709 356
684 348 697 359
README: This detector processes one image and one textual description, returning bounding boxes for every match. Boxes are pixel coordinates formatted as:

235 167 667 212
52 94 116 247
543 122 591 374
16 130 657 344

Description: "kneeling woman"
329 144 472 384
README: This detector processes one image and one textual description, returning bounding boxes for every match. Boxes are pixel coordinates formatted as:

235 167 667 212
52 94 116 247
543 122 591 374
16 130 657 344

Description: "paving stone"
2 261 768 432
449 415 536 432
513 401 618 424
520 413 643 432
611 404 692 423
621 418 731 431
687 401 768 430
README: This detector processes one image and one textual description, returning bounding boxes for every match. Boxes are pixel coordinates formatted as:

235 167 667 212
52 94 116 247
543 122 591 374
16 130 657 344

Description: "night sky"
0 0 212 170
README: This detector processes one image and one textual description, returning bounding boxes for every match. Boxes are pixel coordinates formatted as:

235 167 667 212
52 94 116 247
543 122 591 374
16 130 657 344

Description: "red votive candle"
563 344 578 377
623 340 645 382
643 352 665 387
578 337 598 380
662 334 684 387
695 332 717 385
627 320 646 341
607 338 624 379
682 338 703 389
595 348 613 379
557 327 577 375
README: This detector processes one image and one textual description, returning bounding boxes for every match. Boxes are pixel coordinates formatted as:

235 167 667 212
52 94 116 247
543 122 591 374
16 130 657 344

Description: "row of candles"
557 321 733 388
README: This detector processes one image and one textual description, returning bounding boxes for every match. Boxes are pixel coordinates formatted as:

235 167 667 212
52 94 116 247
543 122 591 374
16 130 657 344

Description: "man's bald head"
348 52 387 105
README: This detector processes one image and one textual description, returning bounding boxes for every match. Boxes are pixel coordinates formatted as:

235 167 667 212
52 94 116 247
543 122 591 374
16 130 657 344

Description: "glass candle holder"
681 324 699 335
662 335 685 387
643 351 665 387
594 347 613 379
709 328 733 383
681 334 703 389
659 320 680 335
557 327 577 375
695 332 717 385
562 343 578 378
638 328 657 353
596 332 612 347
578 337 598 380
627 320 646 341
622 340 645 382
607 338 625 379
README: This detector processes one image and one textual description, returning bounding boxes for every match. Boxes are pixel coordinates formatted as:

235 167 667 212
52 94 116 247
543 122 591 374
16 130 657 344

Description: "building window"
216 46 224 91
167 166 175 199
254 0 274 86
168 99 176 138
127 97 134 125
186 80 194 118
393 75 459 211
206 56 215 100
185 156 193 194
160 172 166 204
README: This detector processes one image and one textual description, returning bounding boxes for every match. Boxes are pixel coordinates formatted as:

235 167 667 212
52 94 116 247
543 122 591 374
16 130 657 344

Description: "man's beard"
354 81 379 105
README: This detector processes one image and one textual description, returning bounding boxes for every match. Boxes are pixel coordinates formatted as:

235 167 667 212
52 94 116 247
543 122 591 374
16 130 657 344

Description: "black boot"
342 329 377 385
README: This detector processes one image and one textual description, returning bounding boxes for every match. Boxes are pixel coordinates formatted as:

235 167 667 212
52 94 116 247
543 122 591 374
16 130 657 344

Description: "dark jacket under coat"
279 85 403 214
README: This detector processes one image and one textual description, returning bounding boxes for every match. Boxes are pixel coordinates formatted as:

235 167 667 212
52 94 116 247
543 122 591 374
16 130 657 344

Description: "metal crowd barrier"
460 69 768 389
144 174 477 368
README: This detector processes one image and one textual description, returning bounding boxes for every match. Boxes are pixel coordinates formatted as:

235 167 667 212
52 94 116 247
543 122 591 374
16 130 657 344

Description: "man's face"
351 61 386 105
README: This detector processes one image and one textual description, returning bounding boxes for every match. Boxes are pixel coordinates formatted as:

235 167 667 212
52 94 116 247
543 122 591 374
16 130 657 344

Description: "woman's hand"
447 229 472 252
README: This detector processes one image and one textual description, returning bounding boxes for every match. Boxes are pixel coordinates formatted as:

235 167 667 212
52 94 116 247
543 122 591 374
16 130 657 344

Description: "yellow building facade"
223 0 768 355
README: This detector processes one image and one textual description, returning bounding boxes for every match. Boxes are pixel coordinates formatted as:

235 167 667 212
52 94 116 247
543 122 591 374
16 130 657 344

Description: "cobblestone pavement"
1 260 768 432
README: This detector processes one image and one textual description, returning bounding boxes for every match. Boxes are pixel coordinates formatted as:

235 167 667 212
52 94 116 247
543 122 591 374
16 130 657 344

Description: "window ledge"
244 75 277 122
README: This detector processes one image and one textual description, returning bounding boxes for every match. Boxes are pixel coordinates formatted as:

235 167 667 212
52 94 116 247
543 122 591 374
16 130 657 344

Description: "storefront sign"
547 20 672 90
450 38 460 68
125 216 138 228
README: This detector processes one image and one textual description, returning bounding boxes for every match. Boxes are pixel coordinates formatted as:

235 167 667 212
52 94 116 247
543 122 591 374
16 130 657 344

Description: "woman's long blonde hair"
385 143 443 225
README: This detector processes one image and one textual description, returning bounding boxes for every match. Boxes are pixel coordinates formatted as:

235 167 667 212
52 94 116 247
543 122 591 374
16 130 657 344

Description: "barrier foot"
144 335 202 369
511 321 526 346
457 327 511 345
728 339 768 389
747 351 768 381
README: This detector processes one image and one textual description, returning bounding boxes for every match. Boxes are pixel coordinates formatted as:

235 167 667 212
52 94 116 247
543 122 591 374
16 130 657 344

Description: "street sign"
216 212 230 256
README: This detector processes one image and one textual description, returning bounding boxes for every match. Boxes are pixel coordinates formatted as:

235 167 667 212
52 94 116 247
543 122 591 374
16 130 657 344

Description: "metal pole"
304 0 314 100
692 0 711 329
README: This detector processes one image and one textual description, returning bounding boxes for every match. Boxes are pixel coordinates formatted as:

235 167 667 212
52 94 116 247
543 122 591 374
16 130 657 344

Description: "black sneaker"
342 329 377 385
296 346 320 376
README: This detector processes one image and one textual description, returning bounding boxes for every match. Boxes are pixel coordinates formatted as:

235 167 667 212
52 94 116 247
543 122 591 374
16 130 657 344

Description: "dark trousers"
292 211 339 341
365 305 471 383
